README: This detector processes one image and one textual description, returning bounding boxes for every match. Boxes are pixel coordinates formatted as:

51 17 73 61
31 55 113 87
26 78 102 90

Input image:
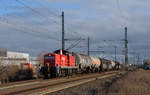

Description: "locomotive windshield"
45 56 54 60
44 55 55 64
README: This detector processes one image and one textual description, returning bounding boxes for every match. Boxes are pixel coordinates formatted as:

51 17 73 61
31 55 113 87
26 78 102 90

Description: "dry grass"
0 65 33 84
109 69 150 95
50 69 150 95
0 65 20 83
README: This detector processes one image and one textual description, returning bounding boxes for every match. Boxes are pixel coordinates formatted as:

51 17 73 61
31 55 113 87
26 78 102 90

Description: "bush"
15 69 33 81
0 64 34 84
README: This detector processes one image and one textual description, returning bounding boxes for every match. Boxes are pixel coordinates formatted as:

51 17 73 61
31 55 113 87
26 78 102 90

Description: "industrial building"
0 48 29 66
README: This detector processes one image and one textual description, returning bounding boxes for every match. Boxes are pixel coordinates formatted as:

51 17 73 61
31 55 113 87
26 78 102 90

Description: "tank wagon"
90 56 101 72
114 61 121 70
143 59 150 70
41 49 120 78
72 53 92 73
99 58 112 71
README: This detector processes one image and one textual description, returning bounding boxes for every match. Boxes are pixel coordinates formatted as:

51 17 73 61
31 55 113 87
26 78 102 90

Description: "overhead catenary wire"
0 0 62 42
0 19 61 42
97 39 125 61
35 0 61 17
66 38 84 50
1 12 61 36
15 0 60 18
116 0 128 27
116 0 123 18
15 0 61 25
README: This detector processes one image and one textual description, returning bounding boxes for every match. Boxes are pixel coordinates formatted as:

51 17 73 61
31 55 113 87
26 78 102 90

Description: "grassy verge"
49 69 150 95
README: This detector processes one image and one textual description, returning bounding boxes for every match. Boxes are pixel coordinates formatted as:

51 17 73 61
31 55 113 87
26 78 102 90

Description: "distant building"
0 49 29 65
7 51 29 61
30 57 39 64
0 48 7 57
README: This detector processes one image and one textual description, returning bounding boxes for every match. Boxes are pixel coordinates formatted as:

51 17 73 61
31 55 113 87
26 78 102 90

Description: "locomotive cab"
43 53 56 78
43 49 77 78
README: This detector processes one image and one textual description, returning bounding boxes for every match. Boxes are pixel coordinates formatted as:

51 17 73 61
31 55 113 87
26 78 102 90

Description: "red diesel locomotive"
42 49 78 78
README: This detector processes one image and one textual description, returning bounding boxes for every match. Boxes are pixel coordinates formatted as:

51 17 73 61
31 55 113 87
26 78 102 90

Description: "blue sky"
0 0 150 63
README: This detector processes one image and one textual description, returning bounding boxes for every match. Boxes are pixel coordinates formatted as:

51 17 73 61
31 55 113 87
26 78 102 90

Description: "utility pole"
62 11 65 50
114 46 117 62
125 27 128 65
88 37 90 56
137 55 140 66
122 56 124 64
102 51 105 58
134 51 136 65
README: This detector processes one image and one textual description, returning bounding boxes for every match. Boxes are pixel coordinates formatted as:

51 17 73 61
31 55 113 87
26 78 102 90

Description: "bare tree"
36 53 45 78
37 53 44 66
0 56 33 84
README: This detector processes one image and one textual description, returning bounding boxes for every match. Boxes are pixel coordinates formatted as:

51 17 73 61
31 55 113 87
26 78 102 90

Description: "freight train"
40 49 120 78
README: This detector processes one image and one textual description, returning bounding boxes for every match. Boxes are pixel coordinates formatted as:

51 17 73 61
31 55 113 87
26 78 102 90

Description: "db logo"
62 57 65 61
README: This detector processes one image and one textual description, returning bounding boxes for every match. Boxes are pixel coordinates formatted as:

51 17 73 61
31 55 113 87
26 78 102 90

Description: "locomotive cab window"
44 55 55 64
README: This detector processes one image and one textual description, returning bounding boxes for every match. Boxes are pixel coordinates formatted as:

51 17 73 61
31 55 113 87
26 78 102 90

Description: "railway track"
0 71 124 95
0 79 42 88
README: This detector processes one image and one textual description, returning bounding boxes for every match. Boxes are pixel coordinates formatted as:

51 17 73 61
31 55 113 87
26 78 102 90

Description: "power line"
15 0 61 25
66 38 83 50
0 4 61 41
116 0 123 18
116 0 128 26
34 0 61 17
0 20 61 41
1 12 61 36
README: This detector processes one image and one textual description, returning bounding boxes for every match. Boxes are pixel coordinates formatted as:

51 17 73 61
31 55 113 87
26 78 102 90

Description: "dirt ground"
49 69 150 95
